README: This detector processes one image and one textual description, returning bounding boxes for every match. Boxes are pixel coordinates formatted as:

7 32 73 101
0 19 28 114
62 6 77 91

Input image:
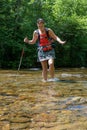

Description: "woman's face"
37 21 44 28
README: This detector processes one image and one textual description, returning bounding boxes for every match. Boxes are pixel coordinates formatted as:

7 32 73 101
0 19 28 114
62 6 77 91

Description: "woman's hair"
37 18 44 23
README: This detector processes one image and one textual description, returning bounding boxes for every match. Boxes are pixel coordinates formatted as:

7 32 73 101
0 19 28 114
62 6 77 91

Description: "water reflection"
66 105 87 111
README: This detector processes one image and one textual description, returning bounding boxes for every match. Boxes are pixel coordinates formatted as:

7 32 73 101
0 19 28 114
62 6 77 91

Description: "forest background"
0 0 87 69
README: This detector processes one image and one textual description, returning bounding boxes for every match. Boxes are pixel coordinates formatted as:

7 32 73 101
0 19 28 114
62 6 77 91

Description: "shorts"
37 48 55 62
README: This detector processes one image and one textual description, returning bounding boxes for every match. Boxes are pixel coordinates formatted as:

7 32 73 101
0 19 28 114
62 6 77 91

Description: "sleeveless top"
39 33 50 46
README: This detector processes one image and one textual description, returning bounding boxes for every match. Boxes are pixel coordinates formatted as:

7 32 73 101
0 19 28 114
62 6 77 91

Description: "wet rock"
11 122 30 130
0 122 10 130
65 96 87 105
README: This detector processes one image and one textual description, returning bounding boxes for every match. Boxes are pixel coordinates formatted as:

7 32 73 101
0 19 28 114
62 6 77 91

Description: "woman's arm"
48 28 66 44
24 31 38 44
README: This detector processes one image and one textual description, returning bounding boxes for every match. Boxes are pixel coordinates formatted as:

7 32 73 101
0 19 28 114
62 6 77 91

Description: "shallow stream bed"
0 68 87 130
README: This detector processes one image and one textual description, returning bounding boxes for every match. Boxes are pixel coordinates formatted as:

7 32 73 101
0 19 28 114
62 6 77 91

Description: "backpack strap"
45 28 49 38
36 29 40 42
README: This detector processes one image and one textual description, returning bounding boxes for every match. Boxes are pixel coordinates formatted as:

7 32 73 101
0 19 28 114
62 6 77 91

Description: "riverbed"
0 68 87 130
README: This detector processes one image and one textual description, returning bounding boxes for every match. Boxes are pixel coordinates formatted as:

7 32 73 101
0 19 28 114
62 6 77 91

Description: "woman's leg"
41 60 48 81
48 59 55 78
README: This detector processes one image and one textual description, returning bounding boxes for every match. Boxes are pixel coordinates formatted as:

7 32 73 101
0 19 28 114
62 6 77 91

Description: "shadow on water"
56 79 76 83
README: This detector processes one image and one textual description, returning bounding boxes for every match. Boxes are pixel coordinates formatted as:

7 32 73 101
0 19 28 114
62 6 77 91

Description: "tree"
0 0 87 68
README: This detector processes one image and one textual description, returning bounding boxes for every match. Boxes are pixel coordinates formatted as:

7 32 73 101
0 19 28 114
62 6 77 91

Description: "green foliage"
0 0 87 69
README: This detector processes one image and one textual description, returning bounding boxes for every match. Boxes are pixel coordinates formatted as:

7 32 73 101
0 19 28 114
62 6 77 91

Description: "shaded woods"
0 0 87 69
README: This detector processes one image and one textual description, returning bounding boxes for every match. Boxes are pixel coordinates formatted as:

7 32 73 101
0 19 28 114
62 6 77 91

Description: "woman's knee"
48 59 54 65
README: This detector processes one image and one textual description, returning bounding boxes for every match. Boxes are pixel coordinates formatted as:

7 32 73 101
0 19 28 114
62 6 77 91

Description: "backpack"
36 28 55 51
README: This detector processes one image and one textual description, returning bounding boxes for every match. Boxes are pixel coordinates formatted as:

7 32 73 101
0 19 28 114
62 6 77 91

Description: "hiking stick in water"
18 47 24 71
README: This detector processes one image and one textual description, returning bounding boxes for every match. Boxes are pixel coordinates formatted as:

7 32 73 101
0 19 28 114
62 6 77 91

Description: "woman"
24 18 66 82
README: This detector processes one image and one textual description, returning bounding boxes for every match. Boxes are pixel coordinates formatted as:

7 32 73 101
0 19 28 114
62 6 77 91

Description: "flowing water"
0 68 87 130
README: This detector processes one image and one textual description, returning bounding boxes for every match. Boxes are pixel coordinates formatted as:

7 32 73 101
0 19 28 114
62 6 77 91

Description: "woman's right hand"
24 37 29 43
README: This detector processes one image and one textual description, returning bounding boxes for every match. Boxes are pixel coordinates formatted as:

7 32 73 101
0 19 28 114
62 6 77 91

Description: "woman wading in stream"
24 18 66 82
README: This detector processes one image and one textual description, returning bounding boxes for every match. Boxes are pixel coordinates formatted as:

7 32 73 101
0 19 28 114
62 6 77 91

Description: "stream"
0 68 87 130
